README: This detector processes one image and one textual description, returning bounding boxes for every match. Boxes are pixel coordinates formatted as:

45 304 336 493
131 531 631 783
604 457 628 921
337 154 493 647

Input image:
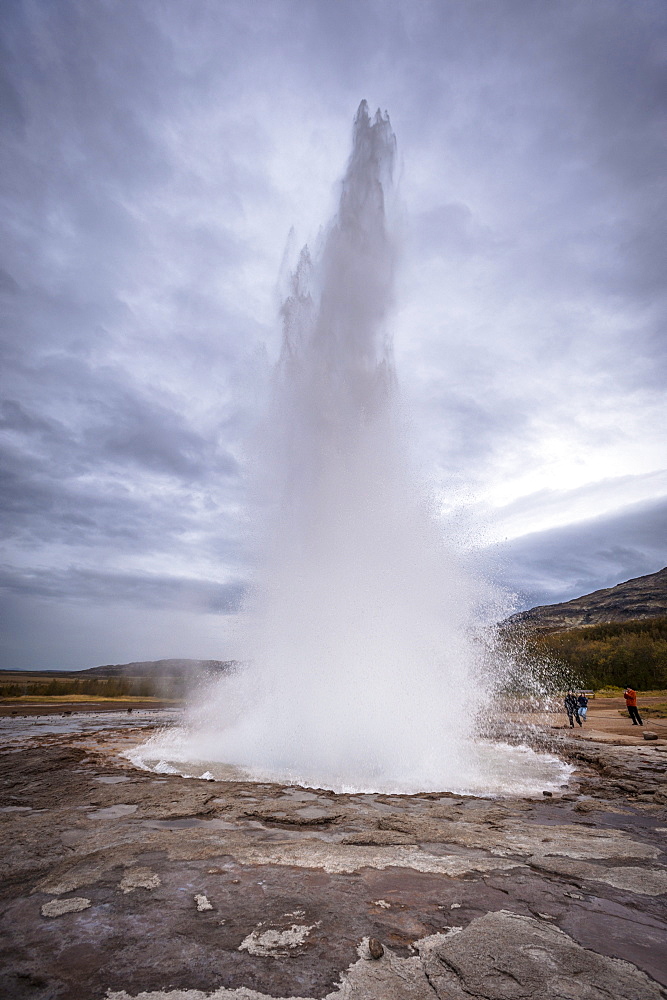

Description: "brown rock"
368 937 384 959
422 910 664 999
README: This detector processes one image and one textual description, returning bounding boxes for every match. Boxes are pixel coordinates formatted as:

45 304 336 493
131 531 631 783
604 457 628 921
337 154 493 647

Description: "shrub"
523 616 667 690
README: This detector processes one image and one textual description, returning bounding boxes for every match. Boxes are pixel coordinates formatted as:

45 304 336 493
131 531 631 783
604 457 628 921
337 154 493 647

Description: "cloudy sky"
2 0 666 670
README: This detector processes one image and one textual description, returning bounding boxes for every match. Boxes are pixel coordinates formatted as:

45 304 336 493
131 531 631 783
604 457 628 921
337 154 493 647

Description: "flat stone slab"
0 726 665 999
40 897 91 918
422 910 666 999
103 913 667 1000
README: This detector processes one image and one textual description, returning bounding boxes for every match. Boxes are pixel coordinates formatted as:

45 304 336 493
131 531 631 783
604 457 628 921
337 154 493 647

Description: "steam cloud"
131 104 569 795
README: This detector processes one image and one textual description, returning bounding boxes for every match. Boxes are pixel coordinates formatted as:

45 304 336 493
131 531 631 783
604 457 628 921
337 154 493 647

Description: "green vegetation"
0 674 185 700
618 703 667 718
524 616 667 691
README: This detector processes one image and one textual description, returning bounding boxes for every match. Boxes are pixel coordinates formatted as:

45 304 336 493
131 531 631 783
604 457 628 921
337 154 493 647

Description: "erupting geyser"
130 103 570 795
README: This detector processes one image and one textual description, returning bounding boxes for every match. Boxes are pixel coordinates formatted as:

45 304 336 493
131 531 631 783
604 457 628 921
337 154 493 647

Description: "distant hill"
505 567 667 632
0 659 237 681
79 658 236 678
0 658 239 700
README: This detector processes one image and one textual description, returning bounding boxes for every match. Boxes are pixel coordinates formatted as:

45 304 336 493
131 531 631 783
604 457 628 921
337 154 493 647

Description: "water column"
129 103 571 796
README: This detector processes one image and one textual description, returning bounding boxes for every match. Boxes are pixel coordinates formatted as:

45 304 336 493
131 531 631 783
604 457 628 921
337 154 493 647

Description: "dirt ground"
0 700 178 717
1 710 665 999
550 694 667 743
5 692 663 736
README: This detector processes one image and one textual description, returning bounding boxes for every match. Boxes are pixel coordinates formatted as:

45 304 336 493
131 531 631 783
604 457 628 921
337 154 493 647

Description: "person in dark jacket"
564 690 581 727
577 692 589 723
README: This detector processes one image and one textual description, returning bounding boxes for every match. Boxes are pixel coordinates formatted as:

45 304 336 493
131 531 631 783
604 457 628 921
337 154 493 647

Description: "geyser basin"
165 103 563 797
126 725 573 797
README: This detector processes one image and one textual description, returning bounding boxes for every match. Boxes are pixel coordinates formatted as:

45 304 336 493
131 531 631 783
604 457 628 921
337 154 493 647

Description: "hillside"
80 658 236 678
521 616 667 690
0 659 237 700
0 659 236 680
506 566 667 632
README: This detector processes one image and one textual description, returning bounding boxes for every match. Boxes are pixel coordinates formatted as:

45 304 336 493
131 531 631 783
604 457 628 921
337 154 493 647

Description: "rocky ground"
0 701 178 718
0 716 666 1000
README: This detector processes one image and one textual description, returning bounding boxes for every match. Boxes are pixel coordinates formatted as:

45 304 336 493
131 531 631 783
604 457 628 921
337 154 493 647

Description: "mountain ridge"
0 659 237 678
505 566 667 632
80 658 236 677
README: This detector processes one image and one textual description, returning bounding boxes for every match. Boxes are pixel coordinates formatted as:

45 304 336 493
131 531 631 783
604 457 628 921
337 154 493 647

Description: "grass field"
1 693 181 704
617 703 667 718
0 672 184 700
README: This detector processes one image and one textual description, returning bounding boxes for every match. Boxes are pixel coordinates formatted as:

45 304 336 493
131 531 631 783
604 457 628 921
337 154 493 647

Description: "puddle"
0 709 180 743
295 806 335 820
142 817 239 830
280 788 321 802
86 804 139 819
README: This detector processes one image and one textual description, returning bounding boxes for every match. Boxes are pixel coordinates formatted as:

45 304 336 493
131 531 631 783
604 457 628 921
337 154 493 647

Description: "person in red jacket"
623 686 643 726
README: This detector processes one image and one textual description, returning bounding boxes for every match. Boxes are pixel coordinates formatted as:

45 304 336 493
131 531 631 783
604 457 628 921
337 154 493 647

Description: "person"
564 690 581 728
624 686 643 726
577 691 588 723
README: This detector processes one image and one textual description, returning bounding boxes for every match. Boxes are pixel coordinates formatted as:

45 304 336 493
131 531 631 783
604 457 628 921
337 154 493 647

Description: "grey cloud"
83 380 234 481
486 496 667 611
398 2 667 377
0 445 244 561
481 471 667 531
413 203 498 258
0 388 244 567
2 357 239 483
404 364 536 488
1 0 664 669
0 564 245 614
0 268 19 293
0 399 63 437
438 394 528 474
1 454 164 547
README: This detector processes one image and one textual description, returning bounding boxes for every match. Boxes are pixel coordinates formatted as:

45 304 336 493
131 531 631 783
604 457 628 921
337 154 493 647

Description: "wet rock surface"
422 909 665 999
1 723 666 999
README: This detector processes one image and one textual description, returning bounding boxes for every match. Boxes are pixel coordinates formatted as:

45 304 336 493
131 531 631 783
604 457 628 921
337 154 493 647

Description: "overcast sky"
1 0 666 670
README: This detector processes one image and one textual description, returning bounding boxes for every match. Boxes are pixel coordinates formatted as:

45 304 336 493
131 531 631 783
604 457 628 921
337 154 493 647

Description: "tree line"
522 615 667 691
0 675 181 699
